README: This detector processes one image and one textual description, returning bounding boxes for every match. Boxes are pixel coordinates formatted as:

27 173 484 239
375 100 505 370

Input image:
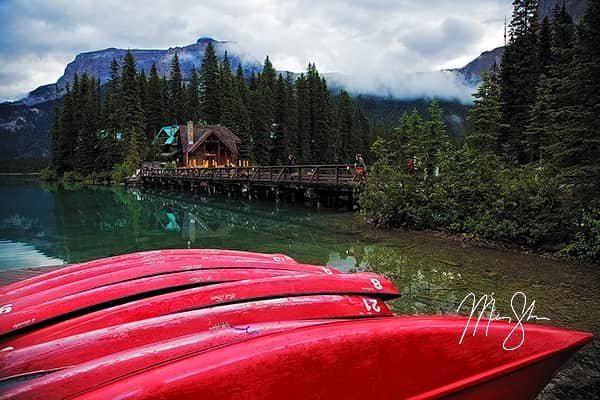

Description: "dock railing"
141 164 363 189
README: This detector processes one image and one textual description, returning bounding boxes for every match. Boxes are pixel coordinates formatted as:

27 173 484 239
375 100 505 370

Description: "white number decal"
362 298 381 313
0 304 13 315
370 278 383 290
272 256 285 263
322 267 333 275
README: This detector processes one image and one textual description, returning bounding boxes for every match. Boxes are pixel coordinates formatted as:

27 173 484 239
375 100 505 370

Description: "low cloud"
329 70 477 103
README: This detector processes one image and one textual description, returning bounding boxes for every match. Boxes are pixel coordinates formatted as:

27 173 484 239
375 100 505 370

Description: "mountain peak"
197 37 218 44
16 38 260 106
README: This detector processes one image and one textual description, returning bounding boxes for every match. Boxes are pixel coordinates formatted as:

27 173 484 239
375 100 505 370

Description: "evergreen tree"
538 17 553 76
372 109 423 168
145 63 166 140
234 64 252 162
249 71 271 165
526 2 576 163
186 66 200 123
271 74 287 164
97 59 123 172
466 71 502 154
260 56 276 93
296 73 312 163
76 74 100 174
103 58 122 130
305 64 332 163
555 0 600 202
258 56 277 163
337 90 356 162
420 100 451 178
499 0 540 163
168 52 185 124
120 50 146 172
61 77 78 172
219 52 236 129
199 40 221 124
49 86 64 173
282 73 299 162
354 104 372 163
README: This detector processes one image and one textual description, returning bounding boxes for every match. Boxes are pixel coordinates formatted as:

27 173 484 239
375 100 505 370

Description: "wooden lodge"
154 121 245 168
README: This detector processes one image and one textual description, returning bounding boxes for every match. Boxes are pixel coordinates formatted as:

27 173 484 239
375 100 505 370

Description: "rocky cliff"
18 38 261 106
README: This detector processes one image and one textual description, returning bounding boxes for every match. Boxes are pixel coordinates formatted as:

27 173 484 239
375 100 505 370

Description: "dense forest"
44 41 372 182
359 0 599 262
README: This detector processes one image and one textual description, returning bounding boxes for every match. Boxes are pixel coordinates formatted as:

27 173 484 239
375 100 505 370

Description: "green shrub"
62 170 83 182
39 167 59 182
563 209 600 262
111 163 131 182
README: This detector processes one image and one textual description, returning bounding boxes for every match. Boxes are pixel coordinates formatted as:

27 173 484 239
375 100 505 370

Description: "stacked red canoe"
0 249 592 399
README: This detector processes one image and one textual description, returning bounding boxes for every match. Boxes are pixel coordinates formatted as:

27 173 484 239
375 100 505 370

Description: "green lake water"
0 175 598 399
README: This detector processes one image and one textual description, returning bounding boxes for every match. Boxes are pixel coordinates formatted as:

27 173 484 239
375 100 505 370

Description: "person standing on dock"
286 154 295 179
354 154 367 176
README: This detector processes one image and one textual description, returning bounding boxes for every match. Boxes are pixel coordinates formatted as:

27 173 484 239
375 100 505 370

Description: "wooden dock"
140 165 363 205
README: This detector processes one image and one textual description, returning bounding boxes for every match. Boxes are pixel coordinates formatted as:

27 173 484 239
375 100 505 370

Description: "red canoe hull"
0 272 397 338
1 293 392 351
1 316 591 400
1 249 338 301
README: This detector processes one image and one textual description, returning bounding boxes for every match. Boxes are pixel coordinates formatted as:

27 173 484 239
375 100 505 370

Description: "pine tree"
337 90 355 162
49 88 64 173
199 41 221 124
249 71 271 165
76 74 100 174
282 73 299 162
168 52 185 124
103 58 122 130
186 66 200 123
538 17 553 76
234 64 252 162
526 2 576 163
145 63 166 140
219 52 236 129
271 74 287 164
258 56 277 163
554 0 600 202
97 58 123 172
499 0 540 163
466 71 502 154
121 50 146 172
61 77 79 172
420 100 451 177
305 64 332 163
296 73 312 163
353 104 372 163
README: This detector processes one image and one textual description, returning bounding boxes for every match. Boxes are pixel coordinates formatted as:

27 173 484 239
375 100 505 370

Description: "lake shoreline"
355 216 599 268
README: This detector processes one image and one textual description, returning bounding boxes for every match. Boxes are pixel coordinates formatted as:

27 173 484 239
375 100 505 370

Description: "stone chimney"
187 121 194 145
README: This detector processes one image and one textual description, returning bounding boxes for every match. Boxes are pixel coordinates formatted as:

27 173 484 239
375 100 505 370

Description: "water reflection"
348 245 465 315
0 179 363 265
0 241 64 270
0 176 60 268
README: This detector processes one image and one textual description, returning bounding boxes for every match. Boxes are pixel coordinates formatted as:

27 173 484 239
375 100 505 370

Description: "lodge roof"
182 124 241 155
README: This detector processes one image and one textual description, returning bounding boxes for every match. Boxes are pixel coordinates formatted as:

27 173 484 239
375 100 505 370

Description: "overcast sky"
0 0 513 102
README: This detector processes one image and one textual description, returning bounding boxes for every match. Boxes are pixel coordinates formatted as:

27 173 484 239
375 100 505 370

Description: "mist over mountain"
17 38 261 107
